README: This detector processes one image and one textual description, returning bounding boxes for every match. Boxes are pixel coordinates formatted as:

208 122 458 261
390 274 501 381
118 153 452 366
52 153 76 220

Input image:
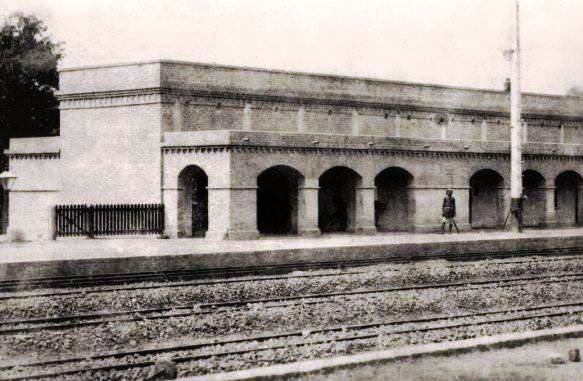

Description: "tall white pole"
510 0 523 232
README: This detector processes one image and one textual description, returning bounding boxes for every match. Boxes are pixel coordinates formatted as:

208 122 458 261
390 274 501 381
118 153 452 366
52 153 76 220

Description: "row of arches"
469 169 581 228
176 165 583 237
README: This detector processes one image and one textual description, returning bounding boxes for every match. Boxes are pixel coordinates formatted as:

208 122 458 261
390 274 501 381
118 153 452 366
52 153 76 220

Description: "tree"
567 86 583 97
0 13 63 169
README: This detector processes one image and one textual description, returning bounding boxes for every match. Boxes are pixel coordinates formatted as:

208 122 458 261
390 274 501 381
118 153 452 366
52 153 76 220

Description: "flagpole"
510 0 523 232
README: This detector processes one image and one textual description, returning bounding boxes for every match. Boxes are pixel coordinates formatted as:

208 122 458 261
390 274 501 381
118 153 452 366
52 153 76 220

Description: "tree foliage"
567 86 583 97
0 13 63 166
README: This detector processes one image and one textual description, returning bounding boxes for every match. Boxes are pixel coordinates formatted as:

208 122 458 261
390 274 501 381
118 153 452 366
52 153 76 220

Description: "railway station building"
4 60 583 241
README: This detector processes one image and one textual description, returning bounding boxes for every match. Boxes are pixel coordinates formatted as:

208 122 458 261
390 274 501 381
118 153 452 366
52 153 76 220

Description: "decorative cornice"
6 152 61 160
160 88 583 122
57 87 583 122
58 88 162 109
161 144 583 162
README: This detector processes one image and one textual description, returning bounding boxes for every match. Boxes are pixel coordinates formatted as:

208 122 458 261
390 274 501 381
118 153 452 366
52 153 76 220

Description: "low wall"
2 235 583 281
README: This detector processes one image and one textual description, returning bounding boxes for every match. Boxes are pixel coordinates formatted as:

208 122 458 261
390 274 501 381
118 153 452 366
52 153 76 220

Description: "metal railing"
55 204 164 237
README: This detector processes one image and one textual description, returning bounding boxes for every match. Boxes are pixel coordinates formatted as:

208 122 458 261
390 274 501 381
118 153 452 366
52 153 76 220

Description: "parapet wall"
57 60 583 146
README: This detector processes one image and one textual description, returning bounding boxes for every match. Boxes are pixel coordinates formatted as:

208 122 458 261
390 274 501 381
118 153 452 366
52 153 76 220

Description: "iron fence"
55 204 164 237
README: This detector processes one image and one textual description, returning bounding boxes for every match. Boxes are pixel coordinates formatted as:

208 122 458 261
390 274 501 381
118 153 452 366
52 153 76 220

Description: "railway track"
2 300 583 380
1 246 582 293
2 270 583 336
0 269 372 301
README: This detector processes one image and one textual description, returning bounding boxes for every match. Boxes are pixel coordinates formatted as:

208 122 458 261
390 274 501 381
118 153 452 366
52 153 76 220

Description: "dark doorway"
470 169 504 228
555 171 581 226
257 166 301 235
375 167 414 231
178 166 208 237
522 170 545 227
318 167 360 233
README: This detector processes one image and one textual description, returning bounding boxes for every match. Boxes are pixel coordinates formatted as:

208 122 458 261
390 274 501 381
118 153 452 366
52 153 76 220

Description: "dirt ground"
295 337 583 381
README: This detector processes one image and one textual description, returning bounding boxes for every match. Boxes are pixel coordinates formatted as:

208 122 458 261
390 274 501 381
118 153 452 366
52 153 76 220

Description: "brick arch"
466 165 508 187
469 168 505 229
163 156 217 189
318 166 362 233
316 164 364 181
522 169 546 227
554 170 583 226
177 165 209 238
523 169 545 184
373 165 417 187
374 166 415 232
550 167 583 182
255 164 305 186
256 165 305 235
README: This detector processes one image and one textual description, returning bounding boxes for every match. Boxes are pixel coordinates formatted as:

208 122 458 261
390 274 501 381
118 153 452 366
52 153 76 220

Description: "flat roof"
59 59 571 100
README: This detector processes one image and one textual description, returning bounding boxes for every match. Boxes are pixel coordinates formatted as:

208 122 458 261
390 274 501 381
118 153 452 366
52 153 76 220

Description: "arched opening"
374 167 414 231
318 167 360 233
522 170 546 227
257 165 302 235
555 171 582 226
469 169 504 229
178 166 208 237
0 185 6 235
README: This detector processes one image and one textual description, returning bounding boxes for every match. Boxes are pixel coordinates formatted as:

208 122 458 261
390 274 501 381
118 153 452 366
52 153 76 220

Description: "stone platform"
1 228 583 282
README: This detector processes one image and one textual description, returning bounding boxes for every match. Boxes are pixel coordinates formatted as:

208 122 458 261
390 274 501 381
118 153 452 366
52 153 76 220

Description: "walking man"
441 189 459 234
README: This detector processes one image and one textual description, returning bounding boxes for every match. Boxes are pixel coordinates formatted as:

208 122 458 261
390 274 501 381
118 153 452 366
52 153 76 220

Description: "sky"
2 0 582 95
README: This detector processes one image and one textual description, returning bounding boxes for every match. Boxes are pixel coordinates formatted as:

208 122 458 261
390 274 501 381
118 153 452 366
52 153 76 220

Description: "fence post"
53 206 59 240
160 204 165 235
88 205 95 239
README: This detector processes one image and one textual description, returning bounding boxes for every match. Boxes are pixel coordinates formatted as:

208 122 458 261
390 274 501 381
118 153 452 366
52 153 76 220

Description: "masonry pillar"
394 115 402 138
453 186 470 230
243 103 252 131
501 186 511 229
172 99 183 131
206 186 259 240
354 182 377 234
162 187 180 238
409 186 469 233
407 187 433 232
298 178 320 236
297 106 306 132
351 110 360 135
544 186 557 227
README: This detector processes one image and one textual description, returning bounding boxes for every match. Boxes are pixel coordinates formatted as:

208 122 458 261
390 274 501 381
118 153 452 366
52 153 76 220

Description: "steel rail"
2 271 583 336
2 301 583 380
